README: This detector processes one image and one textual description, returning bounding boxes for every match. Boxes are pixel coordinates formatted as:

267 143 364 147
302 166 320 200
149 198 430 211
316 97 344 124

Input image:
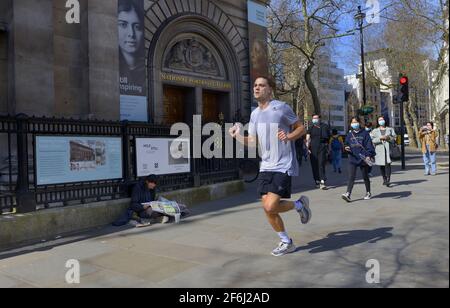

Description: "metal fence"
0 115 240 214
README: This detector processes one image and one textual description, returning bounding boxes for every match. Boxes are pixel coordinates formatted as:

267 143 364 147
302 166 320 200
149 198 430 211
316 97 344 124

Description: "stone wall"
0 0 12 115
0 31 7 114
12 0 55 116
53 0 89 118
3 0 268 120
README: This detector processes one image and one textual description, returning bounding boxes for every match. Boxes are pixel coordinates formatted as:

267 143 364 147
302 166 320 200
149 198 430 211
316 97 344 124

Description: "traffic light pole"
398 74 409 171
400 100 406 170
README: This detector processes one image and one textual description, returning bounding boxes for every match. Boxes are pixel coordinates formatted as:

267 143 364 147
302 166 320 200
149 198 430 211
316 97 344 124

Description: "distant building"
345 49 436 131
429 12 449 147
315 54 347 134
344 73 383 126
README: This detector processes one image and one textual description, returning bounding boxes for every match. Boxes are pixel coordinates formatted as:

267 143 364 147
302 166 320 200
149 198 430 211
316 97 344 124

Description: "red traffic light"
400 76 408 85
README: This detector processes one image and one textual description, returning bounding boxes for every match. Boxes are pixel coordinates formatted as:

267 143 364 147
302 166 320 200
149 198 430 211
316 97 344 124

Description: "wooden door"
163 87 185 125
203 91 219 123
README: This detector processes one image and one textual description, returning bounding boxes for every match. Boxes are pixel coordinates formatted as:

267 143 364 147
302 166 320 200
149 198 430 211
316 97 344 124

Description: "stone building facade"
0 0 268 123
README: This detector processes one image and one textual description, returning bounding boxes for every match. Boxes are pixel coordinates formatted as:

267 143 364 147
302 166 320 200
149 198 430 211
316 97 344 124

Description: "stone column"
85 0 120 120
53 0 89 118
12 0 55 116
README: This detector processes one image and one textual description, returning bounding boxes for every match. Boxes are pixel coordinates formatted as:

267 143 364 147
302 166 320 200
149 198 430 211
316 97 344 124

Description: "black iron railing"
0 115 240 214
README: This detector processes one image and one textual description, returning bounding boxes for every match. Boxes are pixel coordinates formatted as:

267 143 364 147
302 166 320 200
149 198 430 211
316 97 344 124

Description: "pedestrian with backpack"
330 129 344 173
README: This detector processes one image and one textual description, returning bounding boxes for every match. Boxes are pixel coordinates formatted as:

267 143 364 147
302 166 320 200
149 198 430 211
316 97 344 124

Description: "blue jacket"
345 129 376 166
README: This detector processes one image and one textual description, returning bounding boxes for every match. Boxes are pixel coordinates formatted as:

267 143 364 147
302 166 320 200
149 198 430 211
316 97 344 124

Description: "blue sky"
332 0 443 75
333 0 388 76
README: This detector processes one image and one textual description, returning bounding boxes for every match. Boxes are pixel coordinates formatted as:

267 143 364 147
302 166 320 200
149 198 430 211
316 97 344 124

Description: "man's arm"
305 133 311 152
236 134 258 148
286 121 306 142
229 125 257 148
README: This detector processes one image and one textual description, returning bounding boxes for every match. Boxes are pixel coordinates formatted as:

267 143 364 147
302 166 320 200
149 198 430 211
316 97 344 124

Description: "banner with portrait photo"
35 136 123 186
248 0 269 101
118 0 148 122
136 138 191 176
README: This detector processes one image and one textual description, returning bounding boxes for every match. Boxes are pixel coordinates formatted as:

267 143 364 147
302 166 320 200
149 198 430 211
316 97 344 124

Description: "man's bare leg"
262 193 294 232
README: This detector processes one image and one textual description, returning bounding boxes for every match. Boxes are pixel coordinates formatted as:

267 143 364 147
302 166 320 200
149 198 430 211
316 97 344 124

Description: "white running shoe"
296 196 312 224
271 240 296 257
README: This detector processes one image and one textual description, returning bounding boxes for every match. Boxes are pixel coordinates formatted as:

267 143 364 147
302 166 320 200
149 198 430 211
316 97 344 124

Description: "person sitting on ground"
129 174 169 226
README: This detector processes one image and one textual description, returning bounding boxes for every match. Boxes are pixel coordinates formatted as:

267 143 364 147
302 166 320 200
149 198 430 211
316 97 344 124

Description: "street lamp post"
355 6 368 120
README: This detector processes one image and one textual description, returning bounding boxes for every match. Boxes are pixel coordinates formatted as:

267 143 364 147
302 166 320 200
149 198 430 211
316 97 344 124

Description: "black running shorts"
257 172 292 199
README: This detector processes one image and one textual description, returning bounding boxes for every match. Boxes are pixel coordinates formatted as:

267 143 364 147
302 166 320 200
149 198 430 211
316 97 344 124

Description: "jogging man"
229 76 312 257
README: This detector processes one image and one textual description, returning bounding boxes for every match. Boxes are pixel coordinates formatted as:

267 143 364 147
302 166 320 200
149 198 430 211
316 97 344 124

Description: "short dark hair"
254 76 276 89
145 174 157 184
426 121 434 128
350 116 361 124
312 114 321 118
365 122 373 128
118 0 144 20
332 129 338 135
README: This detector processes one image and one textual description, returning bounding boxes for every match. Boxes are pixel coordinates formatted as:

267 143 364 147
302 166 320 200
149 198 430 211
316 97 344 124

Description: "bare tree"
269 0 356 115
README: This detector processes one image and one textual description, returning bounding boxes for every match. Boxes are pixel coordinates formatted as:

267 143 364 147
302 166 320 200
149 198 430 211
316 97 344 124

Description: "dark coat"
112 180 157 226
130 180 157 213
345 129 376 166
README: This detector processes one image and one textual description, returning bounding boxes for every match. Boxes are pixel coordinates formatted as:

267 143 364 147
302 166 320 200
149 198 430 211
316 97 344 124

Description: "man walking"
229 76 312 257
306 115 331 189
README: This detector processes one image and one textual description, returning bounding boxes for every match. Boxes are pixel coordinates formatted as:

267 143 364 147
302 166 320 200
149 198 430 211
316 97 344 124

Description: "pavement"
0 150 448 288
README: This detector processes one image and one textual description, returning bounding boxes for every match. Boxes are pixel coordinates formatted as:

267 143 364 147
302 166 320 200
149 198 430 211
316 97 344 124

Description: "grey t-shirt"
248 100 299 176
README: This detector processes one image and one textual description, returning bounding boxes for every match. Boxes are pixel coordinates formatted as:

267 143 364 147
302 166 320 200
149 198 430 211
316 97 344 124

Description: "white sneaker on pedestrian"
271 240 296 257
161 216 170 224
364 192 372 200
320 180 327 190
342 193 351 203
134 219 152 228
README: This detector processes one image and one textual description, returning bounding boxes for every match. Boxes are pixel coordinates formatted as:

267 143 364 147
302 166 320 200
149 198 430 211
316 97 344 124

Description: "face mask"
379 121 386 127
312 119 320 125
365 128 371 132
351 124 360 130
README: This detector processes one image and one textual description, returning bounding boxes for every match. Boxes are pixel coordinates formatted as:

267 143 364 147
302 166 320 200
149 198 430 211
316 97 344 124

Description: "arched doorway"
147 15 242 125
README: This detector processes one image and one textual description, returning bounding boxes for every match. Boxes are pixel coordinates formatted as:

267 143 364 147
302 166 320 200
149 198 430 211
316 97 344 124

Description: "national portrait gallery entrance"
147 16 244 126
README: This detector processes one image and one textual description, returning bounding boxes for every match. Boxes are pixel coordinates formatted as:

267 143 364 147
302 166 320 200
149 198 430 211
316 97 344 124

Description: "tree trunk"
408 100 421 148
296 85 305 124
304 62 321 115
404 102 418 148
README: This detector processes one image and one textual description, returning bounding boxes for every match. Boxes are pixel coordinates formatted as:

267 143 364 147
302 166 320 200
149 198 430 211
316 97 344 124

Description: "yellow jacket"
419 129 438 154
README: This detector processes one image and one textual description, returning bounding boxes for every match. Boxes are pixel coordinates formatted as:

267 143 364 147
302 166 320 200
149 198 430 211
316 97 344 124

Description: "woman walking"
371 117 397 187
342 117 376 203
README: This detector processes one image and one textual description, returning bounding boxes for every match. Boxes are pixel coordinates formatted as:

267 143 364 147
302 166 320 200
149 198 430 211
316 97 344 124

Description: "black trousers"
310 147 328 182
380 164 392 181
347 163 371 195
